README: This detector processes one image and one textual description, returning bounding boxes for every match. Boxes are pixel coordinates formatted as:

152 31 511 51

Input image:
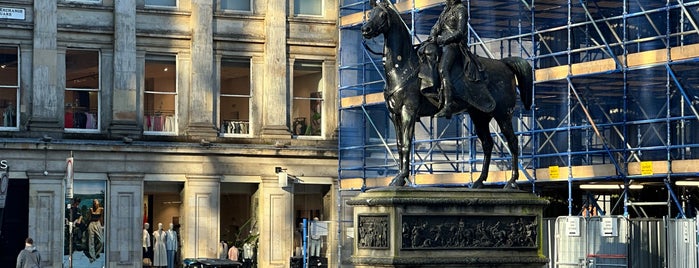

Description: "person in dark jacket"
16 237 41 268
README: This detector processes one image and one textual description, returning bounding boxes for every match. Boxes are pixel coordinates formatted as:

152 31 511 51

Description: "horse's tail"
502 57 533 110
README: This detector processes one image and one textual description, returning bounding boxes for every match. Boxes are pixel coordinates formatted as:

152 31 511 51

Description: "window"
221 0 251 12
292 60 323 137
145 0 176 7
219 58 251 136
144 55 177 134
65 49 100 131
0 46 18 130
294 0 322 16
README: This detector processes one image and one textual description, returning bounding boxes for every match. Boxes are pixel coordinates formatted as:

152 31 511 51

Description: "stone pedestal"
347 187 549 268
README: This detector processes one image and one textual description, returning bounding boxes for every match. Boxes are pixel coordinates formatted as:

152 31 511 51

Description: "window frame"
64 49 101 133
0 45 19 131
144 54 178 136
218 57 252 138
291 59 324 139
144 0 178 9
293 0 323 17
219 0 253 13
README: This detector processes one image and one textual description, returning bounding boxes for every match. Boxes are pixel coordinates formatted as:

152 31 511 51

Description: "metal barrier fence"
545 217 697 268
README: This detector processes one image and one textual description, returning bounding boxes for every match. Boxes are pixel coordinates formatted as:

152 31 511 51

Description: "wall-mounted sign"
0 7 24 20
640 161 653 176
549 166 560 179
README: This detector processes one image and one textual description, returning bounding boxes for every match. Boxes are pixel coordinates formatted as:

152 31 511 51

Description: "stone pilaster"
182 175 220 259
107 173 144 268
260 0 291 139
257 176 294 268
110 0 141 137
322 60 338 138
186 0 217 138
28 0 60 133
27 171 64 268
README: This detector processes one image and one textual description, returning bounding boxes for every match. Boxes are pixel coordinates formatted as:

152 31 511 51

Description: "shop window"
293 0 322 16
144 55 177 135
220 182 258 254
221 0 251 12
143 182 183 268
65 49 100 131
145 0 176 7
292 60 323 137
0 46 18 130
64 180 106 267
219 58 251 136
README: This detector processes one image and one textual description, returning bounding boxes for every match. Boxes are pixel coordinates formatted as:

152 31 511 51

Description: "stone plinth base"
347 187 549 268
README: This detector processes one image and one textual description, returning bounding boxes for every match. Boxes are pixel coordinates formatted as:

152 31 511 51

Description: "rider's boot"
435 78 454 119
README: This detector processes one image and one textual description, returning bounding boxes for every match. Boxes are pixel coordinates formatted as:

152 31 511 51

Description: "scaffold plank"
671 43 699 61
340 92 384 108
627 49 668 67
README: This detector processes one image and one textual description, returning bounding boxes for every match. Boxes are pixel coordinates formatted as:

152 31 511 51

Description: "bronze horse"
360 1 533 189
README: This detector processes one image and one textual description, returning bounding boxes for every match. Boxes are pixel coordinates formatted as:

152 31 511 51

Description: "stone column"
257 176 294 268
260 0 291 138
110 0 141 137
181 175 220 259
107 173 144 268
28 1 60 133
27 171 64 268
322 60 338 138
186 0 217 138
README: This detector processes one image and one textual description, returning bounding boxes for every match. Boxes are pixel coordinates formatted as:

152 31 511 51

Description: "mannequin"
309 217 322 258
152 223 167 267
218 241 229 259
143 223 151 264
228 244 239 261
165 223 178 268
242 242 253 268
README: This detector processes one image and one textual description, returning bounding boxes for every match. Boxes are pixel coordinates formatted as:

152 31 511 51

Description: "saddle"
418 42 495 113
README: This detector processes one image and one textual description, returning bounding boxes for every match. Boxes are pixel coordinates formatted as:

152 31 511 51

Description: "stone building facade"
0 0 338 267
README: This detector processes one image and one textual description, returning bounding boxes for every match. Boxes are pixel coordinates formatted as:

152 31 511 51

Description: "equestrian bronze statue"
361 0 533 189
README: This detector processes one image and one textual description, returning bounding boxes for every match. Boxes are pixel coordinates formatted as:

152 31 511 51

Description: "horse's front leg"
471 119 494 189
388 112 407 186
389 108 417 186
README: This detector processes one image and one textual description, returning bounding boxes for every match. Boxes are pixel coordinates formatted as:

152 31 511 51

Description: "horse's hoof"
389 177 407 186
503 182 519 190
471 181 484 189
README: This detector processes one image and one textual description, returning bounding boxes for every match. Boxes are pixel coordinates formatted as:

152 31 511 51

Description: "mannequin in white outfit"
152 223 167 267
143 223 151 262
165 223 178 268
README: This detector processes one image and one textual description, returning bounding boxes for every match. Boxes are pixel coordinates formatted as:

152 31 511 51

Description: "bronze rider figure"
427 0 494 118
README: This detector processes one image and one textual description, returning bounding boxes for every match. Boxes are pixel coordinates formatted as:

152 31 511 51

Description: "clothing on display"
228 245 239 261
144 115 175 132
153 223 167 267
310 218 322 257
218 241 229 259
88 200 104 263
165 223 178 268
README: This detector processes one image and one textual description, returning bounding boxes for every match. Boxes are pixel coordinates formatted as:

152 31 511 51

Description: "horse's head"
361 1 392 39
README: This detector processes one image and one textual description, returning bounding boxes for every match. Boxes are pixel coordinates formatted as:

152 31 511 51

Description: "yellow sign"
640 161 653 176
549 166 560 179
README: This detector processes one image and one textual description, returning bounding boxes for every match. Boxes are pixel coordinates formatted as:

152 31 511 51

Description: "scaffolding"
338 0 699 219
